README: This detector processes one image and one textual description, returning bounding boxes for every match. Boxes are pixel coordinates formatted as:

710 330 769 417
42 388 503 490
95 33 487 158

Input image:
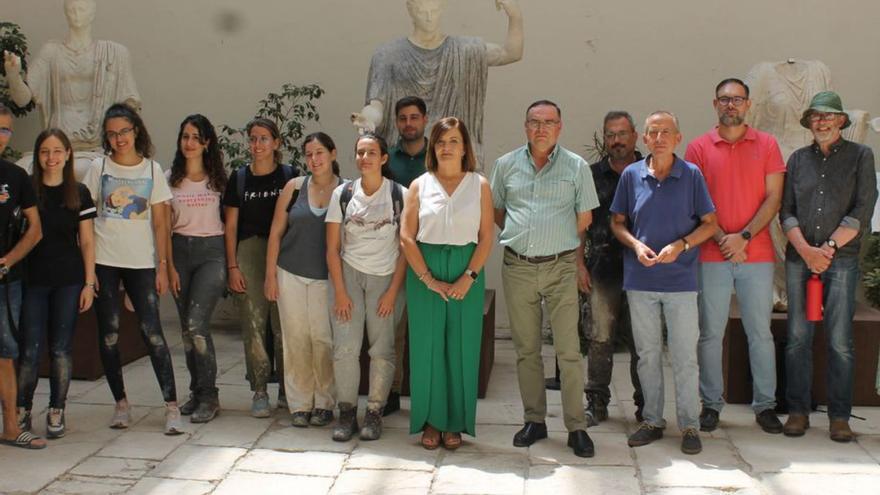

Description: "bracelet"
228 265 239 270
417 270 432 282
159 259 168 265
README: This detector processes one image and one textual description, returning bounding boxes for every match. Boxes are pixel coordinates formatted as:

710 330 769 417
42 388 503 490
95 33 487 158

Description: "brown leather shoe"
829 419 855 443
783 414 810 437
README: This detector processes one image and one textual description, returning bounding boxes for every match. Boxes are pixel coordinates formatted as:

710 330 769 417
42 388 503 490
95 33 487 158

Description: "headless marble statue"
3 0 140 179
746 59 872 309
351 0 524 166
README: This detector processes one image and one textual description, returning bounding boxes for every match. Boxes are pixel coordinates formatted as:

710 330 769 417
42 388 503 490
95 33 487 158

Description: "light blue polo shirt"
610 155 715 292
489 144 599 256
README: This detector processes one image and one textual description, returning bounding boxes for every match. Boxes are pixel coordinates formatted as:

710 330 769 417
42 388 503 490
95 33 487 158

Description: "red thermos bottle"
806 274 823 322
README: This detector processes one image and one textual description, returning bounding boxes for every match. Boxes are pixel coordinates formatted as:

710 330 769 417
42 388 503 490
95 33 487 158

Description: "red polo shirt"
685 126 786 263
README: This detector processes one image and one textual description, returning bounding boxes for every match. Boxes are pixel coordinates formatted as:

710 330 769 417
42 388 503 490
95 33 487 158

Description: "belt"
505 246 575 264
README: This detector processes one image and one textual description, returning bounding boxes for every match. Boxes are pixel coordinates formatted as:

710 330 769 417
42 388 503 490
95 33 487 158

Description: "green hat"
800 91 851 129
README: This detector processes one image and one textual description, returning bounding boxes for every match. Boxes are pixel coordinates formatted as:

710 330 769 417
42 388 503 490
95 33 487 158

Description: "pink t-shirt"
167 173 224 237
685 126 786 263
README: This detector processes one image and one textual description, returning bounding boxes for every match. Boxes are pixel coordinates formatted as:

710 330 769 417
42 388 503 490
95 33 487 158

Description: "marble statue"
3 0 140 179
745 59 873 308
351 0 524 165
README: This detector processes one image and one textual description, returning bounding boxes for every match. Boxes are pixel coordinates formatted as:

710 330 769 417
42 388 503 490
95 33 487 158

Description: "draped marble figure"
351 0 524 165
3 0 140 179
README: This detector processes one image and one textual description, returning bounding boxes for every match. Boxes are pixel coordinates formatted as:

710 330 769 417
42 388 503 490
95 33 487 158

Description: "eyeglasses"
249 136 274 145
717 96 748 107
809 112 842 123
0 127 14 137
105 127 134 140
604 130 632 141
526 119 560 130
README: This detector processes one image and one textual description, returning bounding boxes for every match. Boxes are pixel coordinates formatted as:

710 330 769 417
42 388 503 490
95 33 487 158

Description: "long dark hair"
170 114 227 192
426 117 477 173
102 103 155 158
302 132 340 176
355 133 392 179
246 117 283 165
32 128 80 210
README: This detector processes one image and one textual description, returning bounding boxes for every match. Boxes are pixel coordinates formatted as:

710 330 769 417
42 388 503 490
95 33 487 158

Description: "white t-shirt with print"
326 178 404 277
83 156 173 268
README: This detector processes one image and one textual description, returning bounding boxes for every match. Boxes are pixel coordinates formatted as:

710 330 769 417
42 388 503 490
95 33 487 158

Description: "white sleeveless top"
416 172 481 246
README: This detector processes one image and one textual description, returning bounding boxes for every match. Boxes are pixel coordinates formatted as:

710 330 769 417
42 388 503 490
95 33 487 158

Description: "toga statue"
746 59 872 309
351 0 524 166
3 0 140 179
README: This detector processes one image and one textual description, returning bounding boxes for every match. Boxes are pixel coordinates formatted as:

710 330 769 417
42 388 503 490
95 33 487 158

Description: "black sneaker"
681 428 702 455
627 422 663 447
291 411 311 428
756 409 783 434
585 393 608 426
179 395 198 416
699 407 720 432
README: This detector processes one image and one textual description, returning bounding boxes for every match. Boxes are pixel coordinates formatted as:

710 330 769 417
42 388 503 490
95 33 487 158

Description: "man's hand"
634 241 658 267
577 260 591 294
801 245 833 274
655 240 685 264
718 233 748 259
729 251 748 264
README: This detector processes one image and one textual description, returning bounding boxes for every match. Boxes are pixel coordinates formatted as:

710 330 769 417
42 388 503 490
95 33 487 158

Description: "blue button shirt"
490 145 599 256
610 156 715 292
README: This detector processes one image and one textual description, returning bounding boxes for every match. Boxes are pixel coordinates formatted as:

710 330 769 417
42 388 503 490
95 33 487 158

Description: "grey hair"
644 110 680 132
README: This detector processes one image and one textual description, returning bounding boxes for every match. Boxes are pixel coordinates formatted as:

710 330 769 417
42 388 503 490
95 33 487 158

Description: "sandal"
421 425 441 450
442 432 462 450
0 431 47 450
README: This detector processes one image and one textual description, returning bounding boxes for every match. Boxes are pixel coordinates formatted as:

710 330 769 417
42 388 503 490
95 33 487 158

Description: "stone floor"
1 296 880 494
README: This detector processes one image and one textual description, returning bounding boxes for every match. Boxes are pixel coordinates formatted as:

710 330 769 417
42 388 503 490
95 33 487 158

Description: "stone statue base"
16 150 101 181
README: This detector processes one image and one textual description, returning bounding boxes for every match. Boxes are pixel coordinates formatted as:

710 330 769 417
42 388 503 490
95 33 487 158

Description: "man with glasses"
490 100 599 457
582 111 644 426
611 111 717 455
780 91 876 442
685 78 786 435
0 104 45 449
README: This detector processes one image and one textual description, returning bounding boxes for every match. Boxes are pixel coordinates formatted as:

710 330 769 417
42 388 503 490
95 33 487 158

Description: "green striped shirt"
489 145 599 256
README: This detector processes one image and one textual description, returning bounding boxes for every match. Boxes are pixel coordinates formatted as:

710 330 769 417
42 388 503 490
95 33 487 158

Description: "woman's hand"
228 267 247 293
155 267 169 295
334 291 354 322
264 272 279 302
169 266 181 298
79 285 95 313
447 274 475 301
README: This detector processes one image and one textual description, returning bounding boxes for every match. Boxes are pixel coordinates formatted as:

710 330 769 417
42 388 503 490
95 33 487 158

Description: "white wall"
6 0 880 327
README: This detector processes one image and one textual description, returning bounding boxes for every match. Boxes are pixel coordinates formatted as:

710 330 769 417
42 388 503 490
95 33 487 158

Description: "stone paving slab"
433 453 528 494
213 471 335 495
126 477 214 495
150 445 247 481
525 465 641 495
330 469 434 495
70 457 157 480
234 449 347 477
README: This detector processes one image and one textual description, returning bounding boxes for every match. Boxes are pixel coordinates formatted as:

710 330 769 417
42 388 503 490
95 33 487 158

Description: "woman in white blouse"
399 117 494 450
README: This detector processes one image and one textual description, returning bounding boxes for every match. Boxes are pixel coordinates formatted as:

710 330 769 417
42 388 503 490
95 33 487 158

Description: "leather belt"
505 246 575 264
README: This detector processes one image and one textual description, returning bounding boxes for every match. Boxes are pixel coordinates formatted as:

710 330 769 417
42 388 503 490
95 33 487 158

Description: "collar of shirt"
809 136 846 156
709 125 758 145
596 150 644 177
640 154 686 180
525 144 560 172
393 138 428 159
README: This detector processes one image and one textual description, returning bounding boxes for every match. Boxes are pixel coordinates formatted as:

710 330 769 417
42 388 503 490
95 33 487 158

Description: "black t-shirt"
222 165 296 240
0 160 37 282
26 183 97 287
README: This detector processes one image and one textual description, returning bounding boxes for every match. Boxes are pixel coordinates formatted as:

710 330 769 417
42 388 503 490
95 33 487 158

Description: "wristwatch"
826 239 838 253
465 269 478 280
680 238 690 252
740 230 752 241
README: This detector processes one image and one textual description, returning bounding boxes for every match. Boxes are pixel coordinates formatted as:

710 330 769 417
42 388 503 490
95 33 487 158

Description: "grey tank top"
277 176 339 279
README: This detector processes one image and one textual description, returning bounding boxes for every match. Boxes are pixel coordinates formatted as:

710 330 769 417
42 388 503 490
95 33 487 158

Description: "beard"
719 113 744 127
607 144 632 161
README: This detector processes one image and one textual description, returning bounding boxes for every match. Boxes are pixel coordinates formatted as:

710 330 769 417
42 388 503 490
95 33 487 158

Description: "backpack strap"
286 178 301 213
390 181 404 224
338 181 355 221
236 166 247 205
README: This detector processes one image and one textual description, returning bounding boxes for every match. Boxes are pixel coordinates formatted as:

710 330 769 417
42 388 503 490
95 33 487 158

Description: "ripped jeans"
95 265 177 403
17 284 81 410
172 234 226 401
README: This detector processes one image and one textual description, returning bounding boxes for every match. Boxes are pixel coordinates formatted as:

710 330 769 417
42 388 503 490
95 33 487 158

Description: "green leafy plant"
0 21 34 117
218 83 324 171
862 233 880 308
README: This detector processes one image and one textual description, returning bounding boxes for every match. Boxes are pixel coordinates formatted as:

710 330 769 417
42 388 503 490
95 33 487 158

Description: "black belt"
505 246 575 264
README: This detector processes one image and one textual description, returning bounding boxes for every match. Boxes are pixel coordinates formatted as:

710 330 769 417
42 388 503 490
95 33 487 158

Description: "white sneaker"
165 404 184 435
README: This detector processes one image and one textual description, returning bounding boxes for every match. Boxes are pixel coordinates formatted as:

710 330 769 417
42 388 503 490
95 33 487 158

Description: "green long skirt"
407 242 484 436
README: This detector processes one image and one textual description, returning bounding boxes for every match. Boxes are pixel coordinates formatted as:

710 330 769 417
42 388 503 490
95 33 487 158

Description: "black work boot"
360 408 384 440
191 395 220 423
332 403 359 442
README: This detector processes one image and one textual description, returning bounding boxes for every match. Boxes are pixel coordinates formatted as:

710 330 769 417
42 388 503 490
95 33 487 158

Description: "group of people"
0 79 874 461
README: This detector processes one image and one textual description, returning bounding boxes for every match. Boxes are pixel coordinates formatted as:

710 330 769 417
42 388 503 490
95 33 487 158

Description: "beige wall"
6 0 880 327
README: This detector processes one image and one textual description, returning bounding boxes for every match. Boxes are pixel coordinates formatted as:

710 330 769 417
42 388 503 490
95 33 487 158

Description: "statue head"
64 0 97 30
406 0 446 34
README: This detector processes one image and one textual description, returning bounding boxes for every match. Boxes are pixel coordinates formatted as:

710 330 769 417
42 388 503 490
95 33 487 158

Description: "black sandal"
1 431 47 449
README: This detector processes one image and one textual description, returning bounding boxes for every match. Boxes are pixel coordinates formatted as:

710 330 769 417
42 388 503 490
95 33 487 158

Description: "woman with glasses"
82 103 182 434
400 117 493 450
265 132 343 428
165 114 228 423
326 133 406 442
223 118 298 418
16 128 96 440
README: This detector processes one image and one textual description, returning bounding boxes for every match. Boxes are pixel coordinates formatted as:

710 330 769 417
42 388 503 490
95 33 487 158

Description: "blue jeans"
785 256 858 420
698 262 776 413
0 280 22 360
172 235 226 400
628 290 700 430
17 284 81 409
95 265 177 403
